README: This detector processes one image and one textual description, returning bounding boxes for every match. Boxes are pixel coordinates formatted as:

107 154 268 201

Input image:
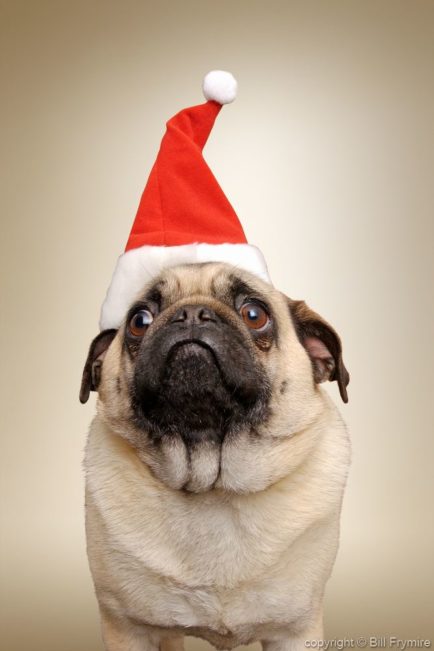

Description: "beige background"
1 1 433 649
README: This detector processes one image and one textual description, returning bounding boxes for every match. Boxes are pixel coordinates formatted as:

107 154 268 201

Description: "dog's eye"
240 302 269 330
128 310 154 337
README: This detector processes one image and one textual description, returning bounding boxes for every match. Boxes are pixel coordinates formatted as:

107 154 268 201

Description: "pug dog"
80 261 350 651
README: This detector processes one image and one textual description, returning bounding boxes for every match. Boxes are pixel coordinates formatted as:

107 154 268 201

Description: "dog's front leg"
261 607 323 651
100 610 163 651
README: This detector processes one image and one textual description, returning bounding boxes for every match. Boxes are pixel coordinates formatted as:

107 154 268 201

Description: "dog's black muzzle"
131 304 269 442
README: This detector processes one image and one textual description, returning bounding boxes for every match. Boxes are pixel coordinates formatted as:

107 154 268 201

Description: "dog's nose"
170 305 218 325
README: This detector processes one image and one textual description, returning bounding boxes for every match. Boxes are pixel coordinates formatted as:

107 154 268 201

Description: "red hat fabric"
126 100 247 249
99 71 270 330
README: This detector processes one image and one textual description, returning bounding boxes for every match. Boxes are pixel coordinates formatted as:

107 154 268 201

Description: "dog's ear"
79 329 117 404
288 299 349 403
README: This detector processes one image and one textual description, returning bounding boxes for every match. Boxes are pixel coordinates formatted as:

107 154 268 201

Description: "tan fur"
83 263 350 651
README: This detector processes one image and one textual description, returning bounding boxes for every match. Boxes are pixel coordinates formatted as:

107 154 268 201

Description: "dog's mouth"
128 324 272 492
163 339 226 392
136 337 232 438
167 339 220 366
131 323 270 450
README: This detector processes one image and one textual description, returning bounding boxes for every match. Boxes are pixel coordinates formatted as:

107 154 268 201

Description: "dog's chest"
101 531 316 648
88 484 333 641
143 571 313 646
85 419 348 642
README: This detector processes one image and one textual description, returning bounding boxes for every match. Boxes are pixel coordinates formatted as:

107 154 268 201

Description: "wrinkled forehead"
140 262 275 306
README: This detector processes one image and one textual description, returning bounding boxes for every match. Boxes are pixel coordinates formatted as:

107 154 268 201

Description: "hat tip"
202 70 237 105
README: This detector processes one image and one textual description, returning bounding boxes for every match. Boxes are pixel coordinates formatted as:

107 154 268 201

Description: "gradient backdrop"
1 1 433 649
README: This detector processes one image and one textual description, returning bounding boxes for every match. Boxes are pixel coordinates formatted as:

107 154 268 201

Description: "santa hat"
100 70 271 330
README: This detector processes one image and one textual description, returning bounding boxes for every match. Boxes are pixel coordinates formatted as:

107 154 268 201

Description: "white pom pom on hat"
202 70 238 105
